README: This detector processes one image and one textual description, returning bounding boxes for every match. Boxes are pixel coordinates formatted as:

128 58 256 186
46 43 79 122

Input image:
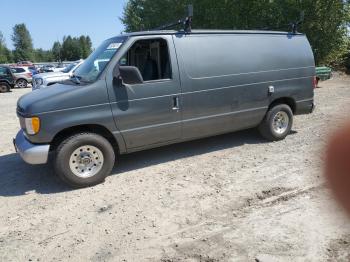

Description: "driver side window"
0 67 9 76
119 38 172 81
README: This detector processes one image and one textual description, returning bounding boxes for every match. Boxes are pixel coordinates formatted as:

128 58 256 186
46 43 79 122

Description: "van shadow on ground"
0 129 287 197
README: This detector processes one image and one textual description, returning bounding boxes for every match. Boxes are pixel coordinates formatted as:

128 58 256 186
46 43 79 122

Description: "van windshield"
74 37 126 83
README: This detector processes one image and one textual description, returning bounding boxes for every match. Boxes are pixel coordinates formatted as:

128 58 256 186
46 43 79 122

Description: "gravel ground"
1 77 350 262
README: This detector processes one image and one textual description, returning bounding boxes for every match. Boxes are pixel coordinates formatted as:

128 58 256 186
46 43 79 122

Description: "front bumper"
13 130 50 164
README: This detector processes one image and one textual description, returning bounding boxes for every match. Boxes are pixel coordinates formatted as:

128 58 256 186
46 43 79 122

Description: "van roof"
121 29 303 37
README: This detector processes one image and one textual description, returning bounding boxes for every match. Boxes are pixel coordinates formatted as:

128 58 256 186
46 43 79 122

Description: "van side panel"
173 33 315 140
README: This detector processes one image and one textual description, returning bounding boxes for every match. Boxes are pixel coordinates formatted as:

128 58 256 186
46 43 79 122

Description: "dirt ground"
1 76 350 262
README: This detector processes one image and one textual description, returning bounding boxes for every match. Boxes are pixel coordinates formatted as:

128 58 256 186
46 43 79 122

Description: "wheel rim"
69 145 104 178
0 85 6 92
17 80 27 88
272 111 289 134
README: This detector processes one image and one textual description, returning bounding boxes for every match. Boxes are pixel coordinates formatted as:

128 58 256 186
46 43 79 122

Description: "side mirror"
119 66 143 85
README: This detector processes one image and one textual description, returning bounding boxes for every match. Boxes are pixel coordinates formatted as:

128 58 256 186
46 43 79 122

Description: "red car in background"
17 61 34 67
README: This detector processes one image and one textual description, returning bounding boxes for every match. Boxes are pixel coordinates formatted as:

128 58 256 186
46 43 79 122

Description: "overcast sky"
0 0 127 50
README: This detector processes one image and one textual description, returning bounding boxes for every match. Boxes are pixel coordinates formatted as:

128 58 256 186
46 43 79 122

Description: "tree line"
0 23 92 64
121 0 350 69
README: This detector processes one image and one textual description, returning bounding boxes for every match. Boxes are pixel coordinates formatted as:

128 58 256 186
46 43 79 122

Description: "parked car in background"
28 66 39 75
0 66 15 92
53 64 66 72
17 61 34 67
11 67 33 88
40 64 56 73
32 60 84 90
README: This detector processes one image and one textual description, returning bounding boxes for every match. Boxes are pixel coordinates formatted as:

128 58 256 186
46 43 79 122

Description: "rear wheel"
258 104 293 141
54 133 115 188
0 82 10 93
16 79 28 88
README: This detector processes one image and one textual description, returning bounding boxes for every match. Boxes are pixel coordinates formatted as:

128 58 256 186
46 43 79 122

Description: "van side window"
120 38 172 81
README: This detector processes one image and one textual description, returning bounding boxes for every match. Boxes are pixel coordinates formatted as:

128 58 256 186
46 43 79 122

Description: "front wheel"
16 79 28 88
258 104 293 141
54 133 115 188
0 82 10 93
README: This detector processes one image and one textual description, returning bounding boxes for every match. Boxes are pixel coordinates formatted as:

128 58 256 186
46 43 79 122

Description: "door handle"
172 96 180 110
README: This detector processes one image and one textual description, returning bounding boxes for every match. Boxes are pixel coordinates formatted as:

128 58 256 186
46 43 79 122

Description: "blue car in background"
28 66 39 75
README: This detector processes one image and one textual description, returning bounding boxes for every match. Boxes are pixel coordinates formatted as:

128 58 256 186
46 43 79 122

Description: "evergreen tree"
11 23 34 62
52 41 62 62
0 31 12 64
61 35 92 61
79 35 92 59
34 48 53 62
61 36 80 60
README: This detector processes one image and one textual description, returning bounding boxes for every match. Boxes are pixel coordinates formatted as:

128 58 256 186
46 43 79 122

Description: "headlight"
24 117 40 135
35 78 43 86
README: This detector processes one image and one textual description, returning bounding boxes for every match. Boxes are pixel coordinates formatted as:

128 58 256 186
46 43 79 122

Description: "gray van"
14 30 315 187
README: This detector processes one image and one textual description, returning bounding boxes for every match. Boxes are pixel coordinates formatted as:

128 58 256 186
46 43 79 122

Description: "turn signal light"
25 117 40 135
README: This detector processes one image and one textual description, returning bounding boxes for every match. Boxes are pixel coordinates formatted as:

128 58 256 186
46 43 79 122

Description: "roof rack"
261 11 305 33
153 6 303 35
290 11 305 34
153 4 193 33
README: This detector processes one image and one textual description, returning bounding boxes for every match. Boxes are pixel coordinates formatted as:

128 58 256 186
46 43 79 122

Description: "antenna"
153 4 193 33
184 4 193 32
290 10 305 34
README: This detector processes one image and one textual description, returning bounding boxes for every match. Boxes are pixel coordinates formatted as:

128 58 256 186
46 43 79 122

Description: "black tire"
54 133 115 188
258 104 293 141
0 82 10 93
16 79 28 88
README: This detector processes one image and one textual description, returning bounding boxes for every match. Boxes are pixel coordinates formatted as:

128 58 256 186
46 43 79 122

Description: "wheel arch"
16 78 28 82
50 124 120 155
269 97 296 114
0 80 11 85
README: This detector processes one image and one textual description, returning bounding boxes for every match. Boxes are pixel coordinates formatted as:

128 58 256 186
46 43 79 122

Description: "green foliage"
1 23 93 63
121 0 350 66
11 23 34 62
60 35 92 61
79 36 93 59
0 31 12 64
61 36 80 61
34 48 53 62
340 39 350 72
120 0 147 32
51 36 92 62
52 41 62 62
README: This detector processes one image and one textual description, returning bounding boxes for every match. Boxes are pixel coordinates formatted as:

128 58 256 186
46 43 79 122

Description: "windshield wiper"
70 74 81 84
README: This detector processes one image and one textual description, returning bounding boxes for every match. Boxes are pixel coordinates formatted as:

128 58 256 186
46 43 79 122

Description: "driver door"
106 35 182 151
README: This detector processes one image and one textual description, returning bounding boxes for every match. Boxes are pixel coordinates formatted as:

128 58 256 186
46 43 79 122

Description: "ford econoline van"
14 30 315 187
